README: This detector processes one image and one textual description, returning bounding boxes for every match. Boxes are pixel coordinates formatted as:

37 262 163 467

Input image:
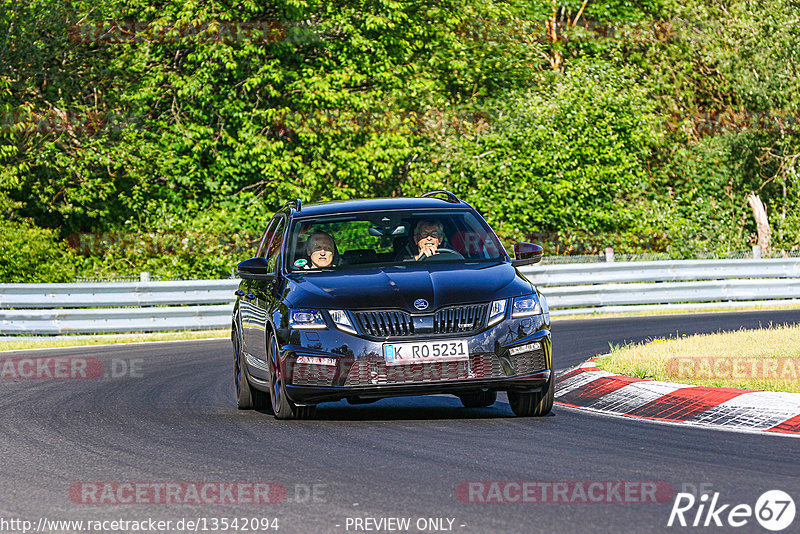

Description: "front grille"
433 304 487 334
352 304 488 338
352 311 414 337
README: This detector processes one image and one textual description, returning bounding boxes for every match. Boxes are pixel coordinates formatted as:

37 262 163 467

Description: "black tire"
233 328 253 409
267 333 316 420
233 327 270 411
507 374 554 417
458 390 497 408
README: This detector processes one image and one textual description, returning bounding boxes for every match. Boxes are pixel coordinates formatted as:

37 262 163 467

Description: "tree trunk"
546 9 562 71
747 192 771 255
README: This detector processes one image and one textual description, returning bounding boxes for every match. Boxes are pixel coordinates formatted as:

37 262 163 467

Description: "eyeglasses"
310 244 333 253
415 231 442 239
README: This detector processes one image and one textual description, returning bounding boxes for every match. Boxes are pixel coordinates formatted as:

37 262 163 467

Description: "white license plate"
384 339 469 365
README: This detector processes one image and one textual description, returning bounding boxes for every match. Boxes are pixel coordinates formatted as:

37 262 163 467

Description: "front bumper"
270 313 552 405
286 370 550 405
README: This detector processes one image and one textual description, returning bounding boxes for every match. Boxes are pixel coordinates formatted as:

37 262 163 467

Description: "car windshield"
287 209 507 271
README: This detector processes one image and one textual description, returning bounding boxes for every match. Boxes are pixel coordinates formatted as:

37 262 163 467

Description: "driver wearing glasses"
412 220 445 261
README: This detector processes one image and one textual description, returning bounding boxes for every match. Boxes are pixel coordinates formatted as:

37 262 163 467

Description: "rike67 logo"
668 490 796 531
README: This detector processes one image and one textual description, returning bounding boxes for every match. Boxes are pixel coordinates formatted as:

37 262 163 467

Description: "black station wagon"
232 191 552 419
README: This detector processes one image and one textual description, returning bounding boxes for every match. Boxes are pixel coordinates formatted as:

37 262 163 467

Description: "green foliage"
2 0 800 280
0 219 76 282
406 60 661 250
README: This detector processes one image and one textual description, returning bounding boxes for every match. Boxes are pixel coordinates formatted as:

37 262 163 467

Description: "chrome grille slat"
395 311 408 335
389 312 398 335
361 313 371 335
357 313 369 335
371 312 382 336
377 312 388 336
385 313 393 336
371 312 383 336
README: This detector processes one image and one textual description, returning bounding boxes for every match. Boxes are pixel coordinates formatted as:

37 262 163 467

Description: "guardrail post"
605 247 615 263
752 245 762 259
140 271 150 282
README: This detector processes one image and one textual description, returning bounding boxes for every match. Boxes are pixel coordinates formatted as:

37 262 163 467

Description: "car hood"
285 262 533 311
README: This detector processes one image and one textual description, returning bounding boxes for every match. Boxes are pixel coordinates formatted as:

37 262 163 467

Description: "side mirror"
512 242 543 267
237 257 276 281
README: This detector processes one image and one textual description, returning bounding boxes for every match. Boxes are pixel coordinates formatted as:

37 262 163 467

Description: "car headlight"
487 299 507 326
512 294 542 317
289 309 327 329
328 309 357 334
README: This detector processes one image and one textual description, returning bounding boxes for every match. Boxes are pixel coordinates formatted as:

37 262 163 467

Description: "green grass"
594 324 800 393
0 330 229 352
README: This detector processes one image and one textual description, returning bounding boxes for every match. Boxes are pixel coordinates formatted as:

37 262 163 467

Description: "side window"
256 218 279 258
264 218 287 272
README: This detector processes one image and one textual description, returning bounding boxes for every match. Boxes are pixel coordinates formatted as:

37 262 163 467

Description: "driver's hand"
415 243 438 260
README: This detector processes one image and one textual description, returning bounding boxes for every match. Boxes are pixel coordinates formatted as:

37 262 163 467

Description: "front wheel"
233 328 270 411
507 374 554 417
268 333 316 420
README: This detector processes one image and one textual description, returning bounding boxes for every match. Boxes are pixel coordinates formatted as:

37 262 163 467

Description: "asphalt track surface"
2 310 800 534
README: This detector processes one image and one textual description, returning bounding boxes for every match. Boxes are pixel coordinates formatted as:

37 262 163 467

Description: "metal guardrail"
1 258 800 334
0 305 232 335
519 259 800 287
0 280 237 309
0 280 239 335
518 258 800 316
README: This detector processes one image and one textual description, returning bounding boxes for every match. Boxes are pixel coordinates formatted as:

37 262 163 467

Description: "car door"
240 216 283 363
244 215 287 379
